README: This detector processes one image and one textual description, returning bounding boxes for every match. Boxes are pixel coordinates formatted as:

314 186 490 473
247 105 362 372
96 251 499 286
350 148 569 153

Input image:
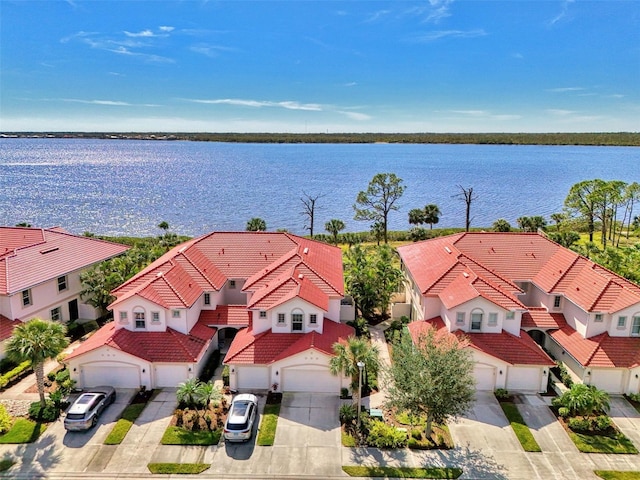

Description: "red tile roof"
198 305 251 327
0 227 129 295
247 270 329 311
0 314 20 342
223 319 354 365
398 232 640 315
521 307 567 329
111 232 343 311
408 317 554 366
66 322 217 363
550 326 640 368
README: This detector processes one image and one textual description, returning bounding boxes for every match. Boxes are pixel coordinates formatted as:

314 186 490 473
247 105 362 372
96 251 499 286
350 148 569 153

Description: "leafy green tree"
373 244 404 316
550 213 566 231
554 384 610 419
6 319 69 407
329 336 380 396
385 327 475 438
408 208 426 226
324 218 346 244
158 221 170 232
423 204 441 229
564 179 606 243
548 231 581 249
246 217 267 231
353 173 405 244
492 219 511 232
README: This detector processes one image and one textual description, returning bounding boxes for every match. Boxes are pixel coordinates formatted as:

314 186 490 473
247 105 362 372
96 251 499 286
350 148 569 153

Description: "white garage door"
282 366 340 393
591 369 624 393
82 364 140 388
474 365 496 391
155 365 189 388
237 366 269 390
506 367 541 392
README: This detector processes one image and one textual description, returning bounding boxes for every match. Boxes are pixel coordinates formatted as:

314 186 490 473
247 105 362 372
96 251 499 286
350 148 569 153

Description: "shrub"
55 368 70 385
0 361 32 389
346 318 370 338
627 392 640 403
28 401 59 422
556 361 574 388
558 407 570 418
366 421 408 449
494 388 509 400
409 227 429 242
222 366 230 387
595 415 612 431
0 405 13 434
411 428 422 440
567 417 591 432
47 371 57 382
0 358 18 375
339 404 357 425
340 387 350 399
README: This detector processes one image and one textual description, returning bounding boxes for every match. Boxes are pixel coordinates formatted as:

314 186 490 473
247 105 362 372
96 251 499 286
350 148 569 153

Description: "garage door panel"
474 366 496 391
82 365 140 388
283 367 339 393
591 369 624 393
156 365 189 388
237 367 269 390
506 367 541 392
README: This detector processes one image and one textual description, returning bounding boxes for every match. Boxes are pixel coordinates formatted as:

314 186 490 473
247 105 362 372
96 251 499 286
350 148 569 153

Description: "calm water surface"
1 139 638 237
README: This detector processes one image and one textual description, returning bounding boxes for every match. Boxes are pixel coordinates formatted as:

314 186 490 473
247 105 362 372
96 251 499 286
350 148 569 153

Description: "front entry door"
68 299 79 321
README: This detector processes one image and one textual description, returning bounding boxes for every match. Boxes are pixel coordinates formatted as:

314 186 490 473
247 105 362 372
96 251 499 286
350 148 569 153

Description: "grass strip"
568 430 638 454
256 402 281 446
595 471 640 480
342 466 462 478
148 463 210 474
104 403 146 445
0 419 46 444
161 426 221 446
0 459 15 472
499 402 542 452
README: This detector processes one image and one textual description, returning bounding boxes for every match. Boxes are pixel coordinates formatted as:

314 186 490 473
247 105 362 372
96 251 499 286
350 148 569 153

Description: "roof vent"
444 247 452 254
463 272 469 278
298 273 304 279
178 246 187 253
156 272 164 278
40 247 59 254
303 247 309 254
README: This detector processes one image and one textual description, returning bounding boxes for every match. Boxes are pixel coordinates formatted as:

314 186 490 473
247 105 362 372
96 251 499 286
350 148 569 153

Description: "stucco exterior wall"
68 346 151 389
443 297 507 334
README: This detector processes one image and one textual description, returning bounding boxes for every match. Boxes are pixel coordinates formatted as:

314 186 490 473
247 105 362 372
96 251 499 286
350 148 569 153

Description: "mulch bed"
266 392 282 405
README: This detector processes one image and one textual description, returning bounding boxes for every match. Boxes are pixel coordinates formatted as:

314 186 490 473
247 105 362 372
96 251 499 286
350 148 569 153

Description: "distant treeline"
5 132 640 146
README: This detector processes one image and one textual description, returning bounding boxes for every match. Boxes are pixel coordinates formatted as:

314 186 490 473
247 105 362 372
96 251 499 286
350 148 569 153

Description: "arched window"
133 307 146 329
471 308 483 331
291 308 304 332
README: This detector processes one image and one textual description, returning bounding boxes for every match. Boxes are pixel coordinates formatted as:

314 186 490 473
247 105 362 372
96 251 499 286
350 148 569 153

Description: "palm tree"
324 219 346 244
423 204 441 229
557 384 610 419
246 217 267 231
408 208 426 226
492 218 511 232
6 319 69 407
329 336 380 397
177 378 203 409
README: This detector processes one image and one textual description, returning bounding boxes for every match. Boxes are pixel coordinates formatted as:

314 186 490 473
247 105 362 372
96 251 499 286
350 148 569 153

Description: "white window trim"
22 289 32 307
119 311 128 324
309 314 318 325
259 310 267 318
506 311 515 320
632 316 640 336
229 280 236 289
594 313 604 322
57 275 68 292
488 312 498 326
553 295 562 309
204 293 211 305
471 309 483 331
291 310 304 332
277 313 286 324
456 312 465 325
151 311 161 323
617 316 627 329
172 310 181 318
51 307 61 322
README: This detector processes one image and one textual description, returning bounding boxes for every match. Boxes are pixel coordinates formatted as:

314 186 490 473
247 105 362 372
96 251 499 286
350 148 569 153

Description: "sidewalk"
363 320 392 410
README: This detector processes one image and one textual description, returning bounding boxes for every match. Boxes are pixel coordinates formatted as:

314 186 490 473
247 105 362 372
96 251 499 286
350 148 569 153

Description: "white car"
224 393 258 442
64 386 116 431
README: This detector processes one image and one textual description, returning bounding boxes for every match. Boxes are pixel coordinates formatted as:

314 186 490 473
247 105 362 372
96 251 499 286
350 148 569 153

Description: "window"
632 316 640 336
119 311 128 323
471 310 483 331
50 307 61 322
309 314 317 325
259 311 267 319
292 312 303 331
488 313 498 326
594 313 603 322
456 312 465 325
277 313 285 324
229 280 236 289
172 310 180 318
506 311 515 320
134 310 146 329
553 296 562 308
618 316 627 329
22 289 31 307
152 312 160 323
57 275 67 292
204 293 211 305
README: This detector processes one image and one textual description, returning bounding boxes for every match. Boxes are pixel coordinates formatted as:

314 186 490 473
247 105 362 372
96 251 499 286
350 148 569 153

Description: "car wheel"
91 416 98 427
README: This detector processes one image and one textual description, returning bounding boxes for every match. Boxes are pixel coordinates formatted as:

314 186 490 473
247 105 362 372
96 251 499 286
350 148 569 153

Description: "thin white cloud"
546 87 584 93
60 98 160 107
190 44 237 57
426 0 455 23
159 26 175 32
449 110 521 121
124 29 155 38
546 109 574 116
364 10 391 23
337 111 372 121
344 82 358 87
548 0 575 26
407 29 487 42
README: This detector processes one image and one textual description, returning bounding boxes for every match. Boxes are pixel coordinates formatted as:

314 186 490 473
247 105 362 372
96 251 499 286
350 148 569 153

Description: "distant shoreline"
1 132 639 146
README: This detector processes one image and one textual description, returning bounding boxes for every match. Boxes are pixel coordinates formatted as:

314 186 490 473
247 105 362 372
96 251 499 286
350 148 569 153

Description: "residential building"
0 226 129 357
66 232 353 392
397 232 640 394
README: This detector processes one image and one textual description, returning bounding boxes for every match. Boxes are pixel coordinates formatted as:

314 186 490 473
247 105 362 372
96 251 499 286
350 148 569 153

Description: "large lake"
1 138 639 237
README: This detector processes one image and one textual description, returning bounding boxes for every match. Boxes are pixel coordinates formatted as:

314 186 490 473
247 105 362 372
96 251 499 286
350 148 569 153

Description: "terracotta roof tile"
198 305 251 327
66 322 216 363
0 314 20 342
521 308 567 329
223 320 354 365
408 317 554 366
550 326 640 368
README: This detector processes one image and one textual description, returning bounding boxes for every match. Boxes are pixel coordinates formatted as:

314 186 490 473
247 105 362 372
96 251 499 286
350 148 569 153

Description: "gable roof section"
248 271 329 312
521 307 567 329
223 320 354 365
398 232 640 315
0 314 21 342
408 317 554 366
198 305 251 327
66 321 216 363
0 227 129 295
112 232 343 311
550 326 640 368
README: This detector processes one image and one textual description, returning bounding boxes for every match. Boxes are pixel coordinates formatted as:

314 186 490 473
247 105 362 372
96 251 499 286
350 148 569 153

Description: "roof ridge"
458 252 522 293
294 258 343 296
424 258 460 294
161 268 190 307
588 277 613 312
471 274 525 309
547 253 581 293
180 249 222 290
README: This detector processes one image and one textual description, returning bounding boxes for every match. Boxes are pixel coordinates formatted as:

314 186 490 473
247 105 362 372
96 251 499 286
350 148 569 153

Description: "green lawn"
499 402 542 452
342 466 463 478
256 403 281 446
568 429 638 454
160 426 221 446
104 403 146 445
147 463 210 474
0 419 46 444
595 471 640 480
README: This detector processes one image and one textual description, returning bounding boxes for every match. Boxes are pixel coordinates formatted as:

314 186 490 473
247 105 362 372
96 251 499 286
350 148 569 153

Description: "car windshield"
230 402 249 417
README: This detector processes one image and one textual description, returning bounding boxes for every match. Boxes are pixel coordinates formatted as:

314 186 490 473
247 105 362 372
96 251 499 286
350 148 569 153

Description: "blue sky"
1 0 638 133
